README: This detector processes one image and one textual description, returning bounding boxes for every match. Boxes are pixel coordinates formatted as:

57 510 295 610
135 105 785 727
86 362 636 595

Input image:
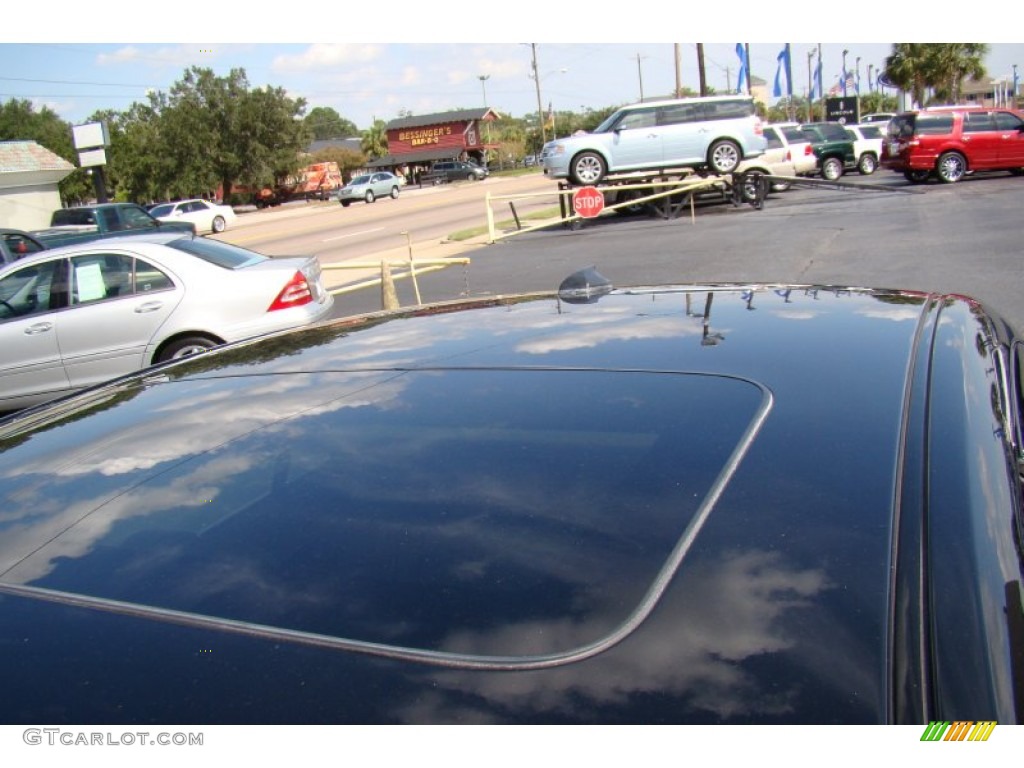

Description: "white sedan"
150 199 237 233
0 233 333 411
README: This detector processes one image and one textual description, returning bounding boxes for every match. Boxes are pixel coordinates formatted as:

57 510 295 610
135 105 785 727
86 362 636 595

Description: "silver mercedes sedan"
0 233 333 411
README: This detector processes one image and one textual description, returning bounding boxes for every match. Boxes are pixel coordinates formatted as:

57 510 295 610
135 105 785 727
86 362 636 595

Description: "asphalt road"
327 169 1024 333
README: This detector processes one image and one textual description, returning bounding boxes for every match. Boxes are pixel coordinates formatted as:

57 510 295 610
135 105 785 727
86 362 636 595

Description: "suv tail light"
268 271 313 312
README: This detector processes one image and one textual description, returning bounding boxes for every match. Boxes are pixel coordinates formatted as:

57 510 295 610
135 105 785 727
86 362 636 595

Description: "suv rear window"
906 114 955 136
702 99 755 120
815 123 850 141
780 126 806 143
166 237 264 269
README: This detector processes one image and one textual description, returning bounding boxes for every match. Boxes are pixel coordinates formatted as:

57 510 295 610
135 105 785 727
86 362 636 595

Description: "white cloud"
400 66 420 87
271 44 382 73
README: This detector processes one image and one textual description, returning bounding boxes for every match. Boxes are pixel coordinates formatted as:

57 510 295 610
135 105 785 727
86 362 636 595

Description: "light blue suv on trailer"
541 95 766 185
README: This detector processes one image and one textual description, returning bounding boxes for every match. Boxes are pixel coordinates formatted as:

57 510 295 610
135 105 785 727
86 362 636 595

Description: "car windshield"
149 205 174 217
350 175 371 185
165 237 265 269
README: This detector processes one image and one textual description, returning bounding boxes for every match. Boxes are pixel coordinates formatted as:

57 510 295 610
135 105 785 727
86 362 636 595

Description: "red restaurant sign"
389 121 477 155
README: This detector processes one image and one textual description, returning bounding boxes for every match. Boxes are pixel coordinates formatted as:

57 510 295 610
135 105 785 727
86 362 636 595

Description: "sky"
3 5 1023 131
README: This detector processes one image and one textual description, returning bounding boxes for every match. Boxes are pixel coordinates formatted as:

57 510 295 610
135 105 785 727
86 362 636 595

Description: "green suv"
800 122 857 180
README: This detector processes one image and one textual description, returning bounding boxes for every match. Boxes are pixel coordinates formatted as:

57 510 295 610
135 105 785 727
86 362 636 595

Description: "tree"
884 44 935 108
884 43 988 107
304 107 358 140
156 67 309 201
361 120 388 160
931 44 988 103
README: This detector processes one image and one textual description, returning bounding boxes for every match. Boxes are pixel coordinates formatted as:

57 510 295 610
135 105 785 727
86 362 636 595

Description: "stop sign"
572 186 605 219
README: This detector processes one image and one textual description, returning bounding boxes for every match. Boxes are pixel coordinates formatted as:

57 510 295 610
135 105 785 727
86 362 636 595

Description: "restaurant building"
367 107 499 181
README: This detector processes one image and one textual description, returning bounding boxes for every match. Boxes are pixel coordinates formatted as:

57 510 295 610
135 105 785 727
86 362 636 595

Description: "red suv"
883 106 1024 183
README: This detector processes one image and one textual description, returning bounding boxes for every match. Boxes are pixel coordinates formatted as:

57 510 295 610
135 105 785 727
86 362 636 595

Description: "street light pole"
478 74 489 106
479 74 491 162
807 49 815 121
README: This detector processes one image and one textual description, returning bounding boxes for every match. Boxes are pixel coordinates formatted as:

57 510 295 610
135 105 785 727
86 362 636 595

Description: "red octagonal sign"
572 186 605 219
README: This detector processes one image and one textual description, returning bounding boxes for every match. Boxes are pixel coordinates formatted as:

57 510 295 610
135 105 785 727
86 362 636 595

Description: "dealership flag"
773 46 791 98
735 43 747 92
810 59 822 99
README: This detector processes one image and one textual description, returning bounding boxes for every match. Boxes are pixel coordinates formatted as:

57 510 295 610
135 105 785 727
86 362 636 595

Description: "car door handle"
24 322 53 335
134 301 164 313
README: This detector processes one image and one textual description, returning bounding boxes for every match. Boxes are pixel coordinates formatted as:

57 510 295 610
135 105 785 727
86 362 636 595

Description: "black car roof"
0 283 1020 724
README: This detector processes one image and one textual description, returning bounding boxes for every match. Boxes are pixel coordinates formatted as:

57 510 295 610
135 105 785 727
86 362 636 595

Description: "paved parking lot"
332 171 1024 332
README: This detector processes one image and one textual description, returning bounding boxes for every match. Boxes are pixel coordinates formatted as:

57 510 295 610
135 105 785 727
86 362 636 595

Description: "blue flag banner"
773 47 790 98
811 59 821 99
735 43 747 92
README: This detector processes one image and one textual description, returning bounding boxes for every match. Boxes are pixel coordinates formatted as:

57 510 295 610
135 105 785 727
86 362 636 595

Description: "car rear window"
165 237 265 269
51 209 97 226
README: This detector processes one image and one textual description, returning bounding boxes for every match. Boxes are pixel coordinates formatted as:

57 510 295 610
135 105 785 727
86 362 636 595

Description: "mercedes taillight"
268 271 313 312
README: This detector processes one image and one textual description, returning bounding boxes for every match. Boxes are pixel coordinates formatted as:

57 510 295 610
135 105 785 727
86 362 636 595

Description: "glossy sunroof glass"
0 368 770 668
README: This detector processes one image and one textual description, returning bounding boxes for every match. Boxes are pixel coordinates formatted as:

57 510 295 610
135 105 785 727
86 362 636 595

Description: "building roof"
0 141 75 174
385 108 499 131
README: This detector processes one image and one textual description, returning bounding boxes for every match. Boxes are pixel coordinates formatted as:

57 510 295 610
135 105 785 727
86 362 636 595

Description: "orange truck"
223 162 344 207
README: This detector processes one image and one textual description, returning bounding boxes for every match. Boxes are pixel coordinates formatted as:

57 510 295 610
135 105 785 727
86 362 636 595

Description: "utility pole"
697 43 708 97
674 43 682 98
636 53 645 102
785 43 795 121
531 43 546 147
745 43 752 96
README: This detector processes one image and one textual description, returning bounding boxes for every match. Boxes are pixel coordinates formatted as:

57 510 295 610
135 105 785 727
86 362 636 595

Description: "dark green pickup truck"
31 203 196 248
799 122 858 181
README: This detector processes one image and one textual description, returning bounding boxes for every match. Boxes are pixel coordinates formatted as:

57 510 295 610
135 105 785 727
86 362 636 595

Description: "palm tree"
884 44 934 107
931 44 988 103
361 120 388 160
885 43 989 107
